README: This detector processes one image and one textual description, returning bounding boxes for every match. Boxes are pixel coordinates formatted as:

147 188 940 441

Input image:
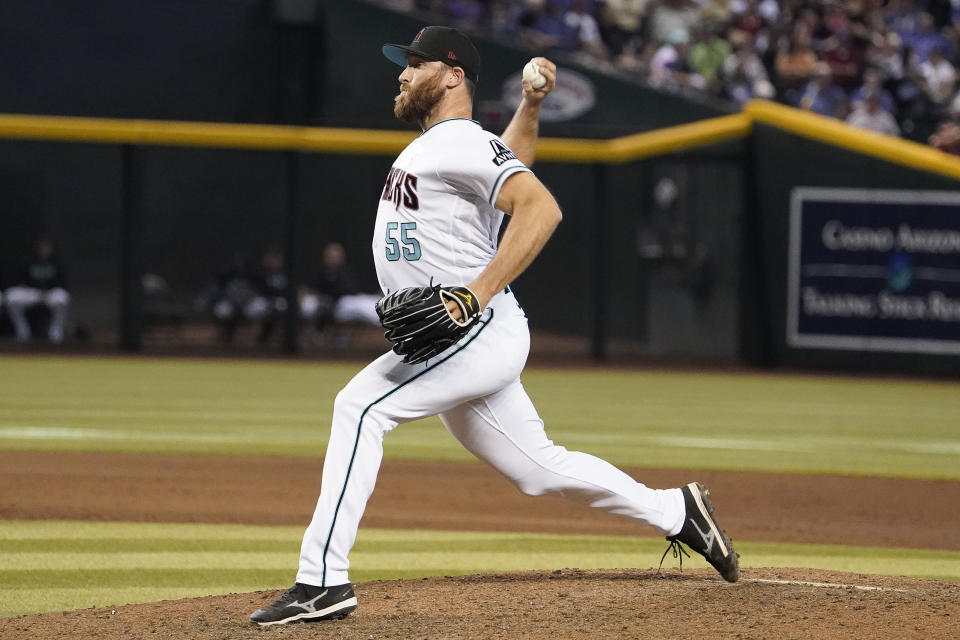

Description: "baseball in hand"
523 60 547 89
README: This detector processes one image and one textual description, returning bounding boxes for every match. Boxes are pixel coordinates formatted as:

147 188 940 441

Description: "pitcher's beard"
394 71 445 126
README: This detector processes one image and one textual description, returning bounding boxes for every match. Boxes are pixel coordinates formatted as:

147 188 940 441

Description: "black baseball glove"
376 284 483 364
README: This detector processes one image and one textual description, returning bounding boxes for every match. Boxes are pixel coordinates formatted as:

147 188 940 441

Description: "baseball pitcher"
251 25 739 627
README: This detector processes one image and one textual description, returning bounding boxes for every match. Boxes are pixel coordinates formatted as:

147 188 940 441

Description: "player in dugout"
250 25 739 627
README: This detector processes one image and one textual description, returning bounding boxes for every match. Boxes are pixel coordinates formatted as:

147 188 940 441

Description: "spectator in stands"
373 0 960 140
196 253 263 344
446 0 487 26
918 45 957 115
846 89 901 135
647 0 700 47
650 28 706 90
595 1 636 62
722 37 775 104
798 61 849 118
603 0 647 37
699 0 732 27
822 27 864 89
247 247 291 345
866 29 905 91
599 0 650 37
488 0 526 35
565 0 609 65
886 0 922 40
729 0 771 54
300 242 381 335
850 66 896 113
901 11 953 65
518 0 578 52
774 22 818 103
798 3 834 52
844 0 876 45
689 22 732 95
4 236 71 344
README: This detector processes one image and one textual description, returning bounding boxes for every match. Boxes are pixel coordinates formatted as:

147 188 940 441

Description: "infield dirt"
1 450 958 639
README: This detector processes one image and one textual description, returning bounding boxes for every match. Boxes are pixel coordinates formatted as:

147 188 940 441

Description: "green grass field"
1 356 958 478
1 355 958 617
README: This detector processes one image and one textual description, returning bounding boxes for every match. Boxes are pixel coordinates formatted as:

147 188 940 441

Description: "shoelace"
277 585 303 603
657 540 691 576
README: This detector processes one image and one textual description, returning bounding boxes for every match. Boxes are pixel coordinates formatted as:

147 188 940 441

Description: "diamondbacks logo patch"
489 139 517 166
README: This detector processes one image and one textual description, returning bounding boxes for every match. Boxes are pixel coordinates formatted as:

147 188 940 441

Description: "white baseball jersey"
295 115 686 591
372 118 530 293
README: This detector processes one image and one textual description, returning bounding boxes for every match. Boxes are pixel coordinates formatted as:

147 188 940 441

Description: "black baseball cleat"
249 582 357 626
662 482 740 583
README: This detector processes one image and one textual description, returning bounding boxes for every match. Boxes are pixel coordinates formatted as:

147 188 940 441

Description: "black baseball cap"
382 26 480 84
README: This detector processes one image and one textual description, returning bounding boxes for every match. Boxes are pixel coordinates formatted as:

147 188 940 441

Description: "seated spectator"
845 0 876 44
822 28 864 89
901 12 953 65
865 30 905 92
850 66 896 113
603 0 647 36
798 61 849 118
774 23 818 103
300 242 381 334
518 0 578 52
4 237 70 344
729 0 771 53
247 247 291 345
797 4 834 52
650 28 706 90
722 38 775 104
689 23 732 95
196 253 264 344
822 0 851 38
846 89 901 135
887 0 922 40
595 1 636 61
918 45 957 115
565 0 610 65
446 0 487 26
699 0 732 27
647 0 700 47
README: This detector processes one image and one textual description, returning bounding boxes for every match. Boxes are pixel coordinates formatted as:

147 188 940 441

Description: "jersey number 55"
385 221 421 261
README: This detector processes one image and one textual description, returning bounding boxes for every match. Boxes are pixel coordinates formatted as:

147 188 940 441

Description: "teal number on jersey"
385 221 421 261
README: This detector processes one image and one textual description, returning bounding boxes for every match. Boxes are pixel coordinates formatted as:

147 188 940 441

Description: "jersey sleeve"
436 132 531 206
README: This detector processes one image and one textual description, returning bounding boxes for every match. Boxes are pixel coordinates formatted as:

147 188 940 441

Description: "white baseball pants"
4 286 70 343
296 290 685 587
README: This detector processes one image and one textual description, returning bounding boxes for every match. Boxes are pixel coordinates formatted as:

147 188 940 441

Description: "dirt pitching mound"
3 568 957 640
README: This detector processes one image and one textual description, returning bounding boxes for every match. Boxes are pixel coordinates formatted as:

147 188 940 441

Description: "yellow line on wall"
604 113 752 162
744 99 960 181
3 105 960 181
0 111 750 163
0 113 418 154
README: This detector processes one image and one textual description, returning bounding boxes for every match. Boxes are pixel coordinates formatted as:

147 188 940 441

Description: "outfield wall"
3 2 960 374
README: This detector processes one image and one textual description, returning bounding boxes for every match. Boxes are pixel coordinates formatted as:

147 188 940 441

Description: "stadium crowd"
375 0 960 149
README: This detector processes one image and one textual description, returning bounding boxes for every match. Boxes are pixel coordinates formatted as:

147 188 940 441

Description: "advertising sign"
788 188 960 354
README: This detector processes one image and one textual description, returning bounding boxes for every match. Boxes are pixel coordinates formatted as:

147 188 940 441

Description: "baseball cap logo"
447 50 457 61
414 28 425 42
